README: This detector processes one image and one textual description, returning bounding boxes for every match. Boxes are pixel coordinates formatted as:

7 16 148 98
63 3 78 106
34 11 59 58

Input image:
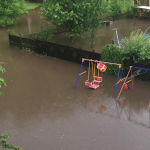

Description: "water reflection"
27 16 32 34
82 85 150 129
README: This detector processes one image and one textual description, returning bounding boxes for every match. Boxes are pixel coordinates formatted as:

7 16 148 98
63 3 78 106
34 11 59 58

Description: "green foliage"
0 134 22 150
121 28 150 65
0 66 6 73
101 0 134 17
101 44 124 75
22 1 42 11
0 0 28 27
89 28 97 48
0 66 6 96
8 29 20 37
127 5 137 18
89 23 105 48
36 22 54 41
41 0 103 39
108 0 122 16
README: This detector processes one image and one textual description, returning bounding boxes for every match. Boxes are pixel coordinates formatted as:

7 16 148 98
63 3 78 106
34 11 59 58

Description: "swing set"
84 60 104 89
117 66 150 98
74 58 127 98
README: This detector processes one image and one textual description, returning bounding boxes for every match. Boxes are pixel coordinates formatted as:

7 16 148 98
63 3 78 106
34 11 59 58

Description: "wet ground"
1 7 150 150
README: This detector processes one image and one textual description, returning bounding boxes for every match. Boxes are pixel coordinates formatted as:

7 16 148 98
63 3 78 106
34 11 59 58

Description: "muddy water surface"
1 8 150 150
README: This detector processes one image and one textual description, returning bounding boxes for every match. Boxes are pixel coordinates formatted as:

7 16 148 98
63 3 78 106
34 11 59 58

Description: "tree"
41 0 103 42
0 0 28 27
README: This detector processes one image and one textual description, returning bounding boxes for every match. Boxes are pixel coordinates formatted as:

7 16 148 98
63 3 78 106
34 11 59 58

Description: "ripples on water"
1 7 150 150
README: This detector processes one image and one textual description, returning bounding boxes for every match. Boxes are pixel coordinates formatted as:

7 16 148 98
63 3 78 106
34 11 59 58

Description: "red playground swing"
97 62 107 72
85 61 106 89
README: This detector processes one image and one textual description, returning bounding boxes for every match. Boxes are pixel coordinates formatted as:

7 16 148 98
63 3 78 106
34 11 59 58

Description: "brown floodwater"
1 7 150 150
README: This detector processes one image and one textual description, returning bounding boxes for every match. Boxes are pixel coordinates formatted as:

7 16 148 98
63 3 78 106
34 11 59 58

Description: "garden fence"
9 34 100 65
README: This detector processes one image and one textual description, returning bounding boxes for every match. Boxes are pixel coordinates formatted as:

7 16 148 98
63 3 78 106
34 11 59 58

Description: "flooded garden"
1 6 150 150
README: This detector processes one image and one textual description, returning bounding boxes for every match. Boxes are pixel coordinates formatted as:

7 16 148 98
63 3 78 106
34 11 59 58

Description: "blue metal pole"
121 67 130 89
74 62 83 89
115 67 120 98
132 66 150 71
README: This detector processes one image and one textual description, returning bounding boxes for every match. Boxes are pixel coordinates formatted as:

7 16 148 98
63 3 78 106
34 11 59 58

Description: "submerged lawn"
22 1 43 10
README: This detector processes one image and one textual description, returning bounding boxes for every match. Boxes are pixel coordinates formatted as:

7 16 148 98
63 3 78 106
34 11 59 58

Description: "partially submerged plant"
0 134 22 150
0 65 6 96
121 27 150 64
36 22 54 41
8 29 20 37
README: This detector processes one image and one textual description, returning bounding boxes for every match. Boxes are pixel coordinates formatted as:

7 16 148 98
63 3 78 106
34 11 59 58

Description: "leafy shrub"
101 44 124 75
108 0 122 16
121 29 150 65
8 29 20 37
36 22 54 41
0 66 6 96
102 0 134 17
127 5 137 18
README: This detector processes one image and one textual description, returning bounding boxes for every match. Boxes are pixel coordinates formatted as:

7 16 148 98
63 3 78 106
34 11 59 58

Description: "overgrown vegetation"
35 22 54 41
101 28 150 75
121 28 150 65
101 0 137 17
101 44 124 75
0 0 28 27
23 0 42 11
40 0 136 46
0 66 6 96
41 0 103 43
8 29 20 37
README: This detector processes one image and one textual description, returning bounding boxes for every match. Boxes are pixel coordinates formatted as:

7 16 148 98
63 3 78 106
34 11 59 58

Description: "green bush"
121 29 150 65
101 44 124 75
8 29 20 37
127 5 137 18
108 0 122 16
102 0 134 17
36 22 54 41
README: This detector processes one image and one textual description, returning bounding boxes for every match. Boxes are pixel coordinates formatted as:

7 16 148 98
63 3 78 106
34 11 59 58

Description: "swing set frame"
117 66 150 98
74 58 127 98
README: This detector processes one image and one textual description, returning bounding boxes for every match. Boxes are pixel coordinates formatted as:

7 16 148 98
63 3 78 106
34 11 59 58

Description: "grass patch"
22 1 43 11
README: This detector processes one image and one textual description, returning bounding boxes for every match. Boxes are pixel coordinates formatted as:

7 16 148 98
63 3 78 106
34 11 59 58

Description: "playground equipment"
74 58 127 98
82 59 103 89
117 66 150 98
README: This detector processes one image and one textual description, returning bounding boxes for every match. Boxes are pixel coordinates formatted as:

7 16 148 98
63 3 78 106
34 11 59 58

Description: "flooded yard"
1 7 150 150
